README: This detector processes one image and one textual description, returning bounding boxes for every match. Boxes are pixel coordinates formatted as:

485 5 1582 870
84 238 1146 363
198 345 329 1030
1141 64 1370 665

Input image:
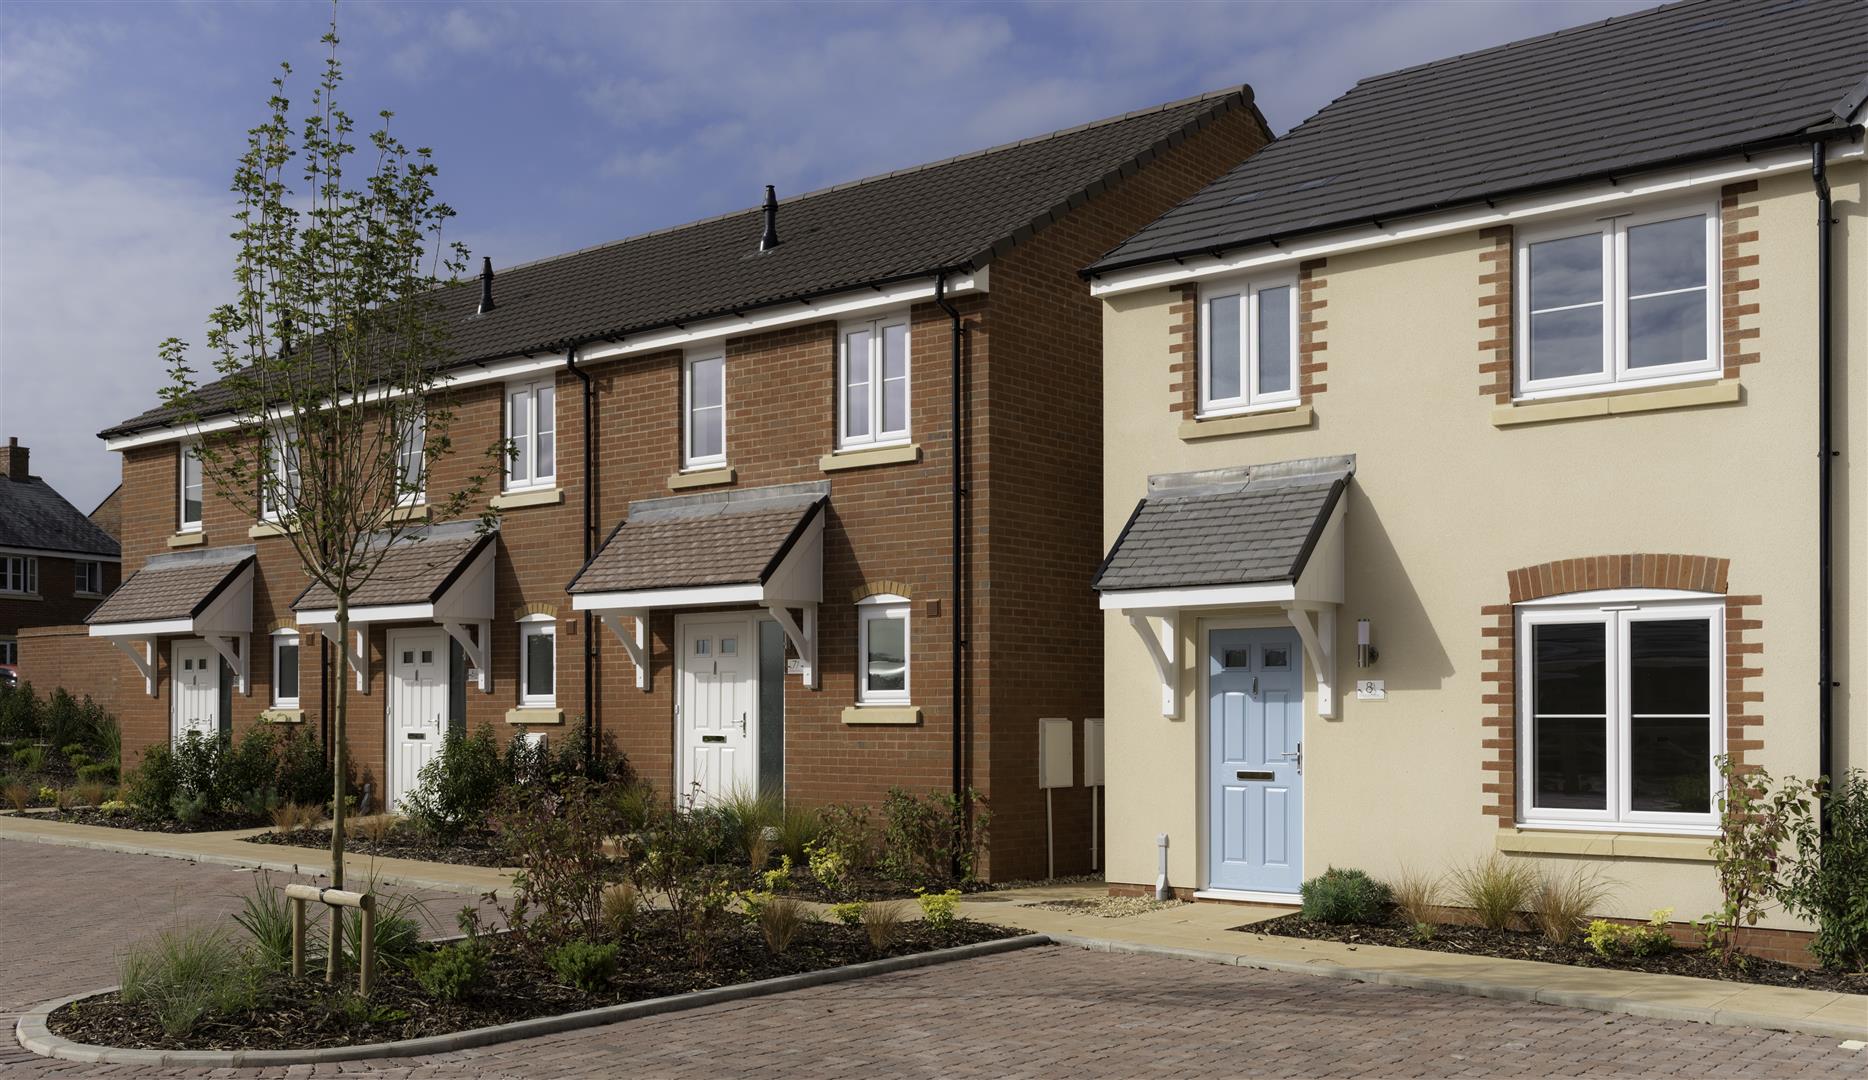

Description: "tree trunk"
328 599 349 982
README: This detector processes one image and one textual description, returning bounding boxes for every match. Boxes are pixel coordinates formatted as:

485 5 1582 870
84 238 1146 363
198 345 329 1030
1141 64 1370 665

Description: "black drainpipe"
933 273 968 819
567 346 597 770
1812 139 1836 822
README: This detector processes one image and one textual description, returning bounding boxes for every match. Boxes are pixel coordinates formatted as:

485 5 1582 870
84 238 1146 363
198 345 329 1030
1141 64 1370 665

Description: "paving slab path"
4 840 1865 1078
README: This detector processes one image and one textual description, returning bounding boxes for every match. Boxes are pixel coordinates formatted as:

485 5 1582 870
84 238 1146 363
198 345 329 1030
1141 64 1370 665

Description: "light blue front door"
1207 627 1304 894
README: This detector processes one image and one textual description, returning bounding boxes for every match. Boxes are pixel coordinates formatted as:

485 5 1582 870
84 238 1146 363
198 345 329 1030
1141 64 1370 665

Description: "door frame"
1195 613 1309 903
169 637 221 744
386 625 452 810
672 610 764 801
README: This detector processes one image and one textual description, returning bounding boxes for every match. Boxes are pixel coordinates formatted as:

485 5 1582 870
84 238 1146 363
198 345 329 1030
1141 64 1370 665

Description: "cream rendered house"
1085 0 1866 956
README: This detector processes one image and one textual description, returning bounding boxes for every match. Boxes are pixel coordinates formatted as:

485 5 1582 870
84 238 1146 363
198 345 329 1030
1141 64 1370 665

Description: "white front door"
170 640 219 742
388 628 449 811
678 614 755 805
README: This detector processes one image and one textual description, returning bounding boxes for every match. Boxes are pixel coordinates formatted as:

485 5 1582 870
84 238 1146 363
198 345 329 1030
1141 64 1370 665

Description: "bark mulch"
1243 912 1866 995
5 807 266 833
245 826 513 868
48 913 1024 1052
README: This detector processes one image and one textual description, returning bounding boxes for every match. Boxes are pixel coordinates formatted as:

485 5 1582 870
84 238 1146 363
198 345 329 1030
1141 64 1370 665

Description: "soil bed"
48 913 1023 1052
1243 912 1866 995
246 826 513 868
5 807 266 833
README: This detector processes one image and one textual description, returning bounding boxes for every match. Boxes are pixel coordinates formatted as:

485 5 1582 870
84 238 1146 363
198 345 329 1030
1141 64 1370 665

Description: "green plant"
170 789 211 826
355 812 398 845
170 731 227 808
35 784 55 803
73 780 110 808
76 762 117 784
1777 768 1868 972
219 727 281 810
1410 921 1435 944
0 682 43 740
341 889 427 970
99 799 129 813
815 803 876 883
91 712 122 772
862 899 906 953
239 784 282 818
602 882 640 933
1586 909 1675 959
761 854 794 893
51 785 77 811
916 887 963 930
1388 866 1441 928
272 800 323 832
546 940 618 993
42 690 92 752
118 925 266 1037
1448 854 1538 931
758 894 814 955
401 724 505 841
617 785 740 967
829 901 866 927
879 787 990 887
774 803 821 865
271 729 333 807
806 841 849 891
716 787 782 867
11 745 44 773
124 741 181 818
66 751 92 771
1529 867 1618 946
233 872 308 970
1700 755 1816 966
1300 867 1392 925
412 939 487 1001
491 776 627 946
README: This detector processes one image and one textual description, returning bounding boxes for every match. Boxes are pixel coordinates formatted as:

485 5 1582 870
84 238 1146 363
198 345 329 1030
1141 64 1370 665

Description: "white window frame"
260 426 302 523
682 351 727 469
271 629 301 709
1515 199 1721 399
395 407 427 507
178 441 203 532
1515 593 1724 834
0 638 15 666
74 560 103 597
0 555 38 596
503 377 556 492
519 615 556 708
837 313 912 449
856 594 910 706
1198 272 1300 417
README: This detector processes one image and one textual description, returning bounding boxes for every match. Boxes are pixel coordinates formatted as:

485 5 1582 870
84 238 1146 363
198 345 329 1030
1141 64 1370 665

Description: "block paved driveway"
2 839 1863 1079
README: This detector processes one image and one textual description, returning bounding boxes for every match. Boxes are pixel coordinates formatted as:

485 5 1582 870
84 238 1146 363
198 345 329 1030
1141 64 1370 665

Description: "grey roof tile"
1091 0 1867 274
568 483 826 595
86 547 250 625
291 524 491 611
0 475 121 558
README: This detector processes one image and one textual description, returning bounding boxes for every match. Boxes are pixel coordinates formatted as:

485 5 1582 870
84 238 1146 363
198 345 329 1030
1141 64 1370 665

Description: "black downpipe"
934 274 968 830
567 347 597 770
1812 141 1836 823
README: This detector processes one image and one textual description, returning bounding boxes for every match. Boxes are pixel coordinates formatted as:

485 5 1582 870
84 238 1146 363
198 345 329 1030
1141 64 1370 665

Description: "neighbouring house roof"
89 484 123 542
103 86 1265 441
569 483 827 595
1095 457 1353 593
86 547 251 626
1089 0 1868 275
291 522 494 612
0 474 122 559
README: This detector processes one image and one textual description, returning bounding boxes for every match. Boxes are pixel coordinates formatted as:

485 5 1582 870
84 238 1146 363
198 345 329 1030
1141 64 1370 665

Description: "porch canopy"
1096 455 1353 718
87 546 255 697
568 481 828 690
292 522 497 693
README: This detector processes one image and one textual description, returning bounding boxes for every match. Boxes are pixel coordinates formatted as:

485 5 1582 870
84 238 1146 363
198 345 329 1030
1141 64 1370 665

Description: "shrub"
1300 867 1391 925
92 711 122 771
547 940 618 993
761 854 794 893
11 745 44 773
1389 866 1441 928
815 803 876 883
759 894 814 955
618 786 740 967
239 784 282 818
1699 755 1817 966
879 787 990 887
0 682 42 740
1449 854 1538 931
493 776 631 945
170 789 211 825
862 900 907 953
118 925 265 1037
1776 767 1868 971
125 742 181 818
42 690 93 752
1586 909 1675 959
4 781 31 812
76 762 116 784
51 785 78 811
171 731 226 807
916 887 963 930
272 729 333 806
774 803 821 865
1529 867 1617 946
828 901 866 927
402 724 505 840
412 939 487 1001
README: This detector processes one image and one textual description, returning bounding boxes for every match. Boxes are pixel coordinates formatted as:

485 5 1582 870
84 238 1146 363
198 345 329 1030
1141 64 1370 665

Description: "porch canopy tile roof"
291 522 492 613
85 546 254 627
568 483 828 597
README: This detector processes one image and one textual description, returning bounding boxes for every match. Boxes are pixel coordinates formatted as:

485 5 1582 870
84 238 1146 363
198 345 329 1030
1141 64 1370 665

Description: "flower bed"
245 824 512 868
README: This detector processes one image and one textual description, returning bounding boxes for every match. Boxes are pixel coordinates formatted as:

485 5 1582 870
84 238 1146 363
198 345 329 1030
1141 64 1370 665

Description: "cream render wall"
1100 162 1866 928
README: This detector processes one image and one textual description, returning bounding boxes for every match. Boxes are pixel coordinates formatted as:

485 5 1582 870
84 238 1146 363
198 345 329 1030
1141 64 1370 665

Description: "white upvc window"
519 616 556 707
1199 273 1298 416
0 556 37 596
839 314 910 449
1516 201 1720 397
272 630 301 709
505 378 556 491
74 561 104 596
683 351 726 468
856 594 910 706
396 408 427 506
179 442 203 531
1516 593 1724 832
260 427 302 522
0 639 15 666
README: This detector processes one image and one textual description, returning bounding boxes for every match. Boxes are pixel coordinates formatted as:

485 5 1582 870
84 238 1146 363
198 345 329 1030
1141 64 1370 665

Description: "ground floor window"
1517 596 1722 830
520 617 555 707
0 638 15 666
857 595 909 705
272 630 300 708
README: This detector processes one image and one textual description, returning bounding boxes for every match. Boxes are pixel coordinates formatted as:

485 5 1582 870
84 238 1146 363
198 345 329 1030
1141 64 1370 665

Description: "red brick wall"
0 554 121 638
15 625 123 713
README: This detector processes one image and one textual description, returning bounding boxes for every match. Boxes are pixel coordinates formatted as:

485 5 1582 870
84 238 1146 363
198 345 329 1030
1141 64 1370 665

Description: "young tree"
159 15 503 979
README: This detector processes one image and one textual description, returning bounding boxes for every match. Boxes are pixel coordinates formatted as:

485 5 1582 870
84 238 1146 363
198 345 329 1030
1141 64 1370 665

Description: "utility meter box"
1038 717 1073 790
1083 718 1105 787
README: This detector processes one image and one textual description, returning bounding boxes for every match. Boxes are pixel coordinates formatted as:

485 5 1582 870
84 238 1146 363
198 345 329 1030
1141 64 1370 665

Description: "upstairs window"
179 442 203 531
260 428 301 522
683 352 726 468
1517 204 1718 396
272 630 301 709
505 378 555 491
0 556 37 596
856 594 910 706
839 315 910 448
397 408 426 506
1200 275 1298 415
74 561 104 596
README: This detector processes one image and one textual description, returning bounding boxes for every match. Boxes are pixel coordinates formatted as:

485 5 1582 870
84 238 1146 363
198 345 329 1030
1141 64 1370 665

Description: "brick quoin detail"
1168 283 1198 419
1477 225 1514 402
1297 258 1328 402
1721 180 1762 379
1168 258 1328 417
1480 555 1761 828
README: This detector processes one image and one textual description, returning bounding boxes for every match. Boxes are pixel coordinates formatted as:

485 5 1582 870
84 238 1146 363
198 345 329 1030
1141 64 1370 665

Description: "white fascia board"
295 601 436 626
1091 140 1867 298
89 617 193 638
572 582 767 612
1099 582 1296 612
0 545 122 563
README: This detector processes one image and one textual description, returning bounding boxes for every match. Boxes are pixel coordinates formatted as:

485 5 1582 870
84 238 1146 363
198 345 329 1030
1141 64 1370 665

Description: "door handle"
738 712 747 737
1251 676 1259 695
1281 742 1303 773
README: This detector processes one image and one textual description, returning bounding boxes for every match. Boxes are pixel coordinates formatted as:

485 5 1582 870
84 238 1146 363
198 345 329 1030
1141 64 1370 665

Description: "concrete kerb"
1044 932 1867 1042
15 934 1053 1066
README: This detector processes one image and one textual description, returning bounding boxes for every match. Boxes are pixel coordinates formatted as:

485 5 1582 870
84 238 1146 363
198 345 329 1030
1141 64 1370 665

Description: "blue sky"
0 0 1649 511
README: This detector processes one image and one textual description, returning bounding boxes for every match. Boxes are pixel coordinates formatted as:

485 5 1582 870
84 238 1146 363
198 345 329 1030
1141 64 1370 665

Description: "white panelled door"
678 615 755 805
388 628 450 811
170 640 220 742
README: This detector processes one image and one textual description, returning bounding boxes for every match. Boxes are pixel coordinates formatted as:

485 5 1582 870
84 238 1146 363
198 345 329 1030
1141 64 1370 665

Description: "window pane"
536 385 555 435
1206 293 1241 402
276 642 299 701
1628 290 1707 368
526 631 554 698
844 329 872 439
1529 232 1602 310
1534 716 1607 809
691 407 723 460
1627 215 1706 295
1256 286 1293 395
1630 716 1711 813
865 615 906 693
692 357 724 409
535 384 555 478
881 324 908 433
1529 306 1605 381
1533 622 1606 714
1630 619 1709 714
881 324 907 381
509 390 531 481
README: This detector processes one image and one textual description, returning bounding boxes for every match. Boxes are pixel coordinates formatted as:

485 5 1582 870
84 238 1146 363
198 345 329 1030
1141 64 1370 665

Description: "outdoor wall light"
1356 618 1379 668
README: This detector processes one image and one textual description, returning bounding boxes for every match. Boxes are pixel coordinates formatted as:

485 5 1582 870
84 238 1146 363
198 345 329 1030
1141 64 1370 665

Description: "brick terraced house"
71 88 1269 878
1083 0 1865 959
1 438 121 678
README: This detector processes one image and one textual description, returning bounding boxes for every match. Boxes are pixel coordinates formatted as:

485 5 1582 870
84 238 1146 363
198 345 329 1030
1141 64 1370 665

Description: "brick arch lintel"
1507 554 1729 604
510 601 563 621
850 580 916 603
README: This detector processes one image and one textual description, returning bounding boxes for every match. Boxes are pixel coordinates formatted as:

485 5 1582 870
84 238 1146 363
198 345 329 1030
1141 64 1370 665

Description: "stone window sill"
248 521 293 539
1179 404 1313 441
168 530 206 548
668 466 735 491
820 443 920 472
841 705 921 726
385 503 429 523
1492 379 1741 428
74 592 106 600
490 487 564 511
1 592 42 601
260 708 304 724
1495 828 1714 862
506 707 564 725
